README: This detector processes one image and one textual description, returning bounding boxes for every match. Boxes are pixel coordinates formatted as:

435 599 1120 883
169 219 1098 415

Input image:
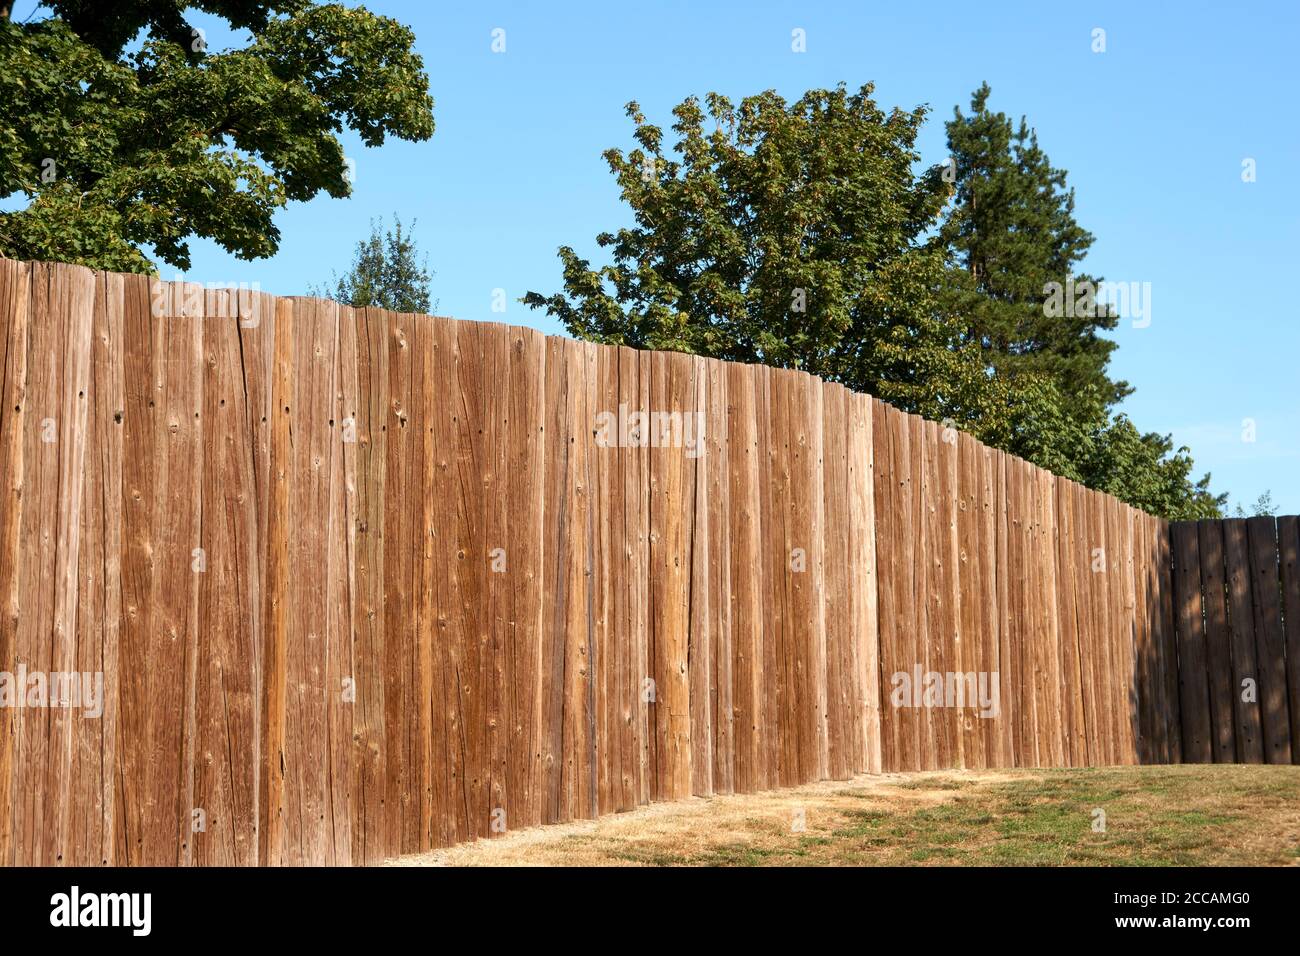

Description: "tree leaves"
525 83 1003 431
315 214 434 315
0 2 433 272
526 81 1225 519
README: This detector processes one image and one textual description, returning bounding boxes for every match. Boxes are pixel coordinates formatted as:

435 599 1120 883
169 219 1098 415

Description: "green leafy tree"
939 84 1221 519
988 377 1226 520
314 214 434 313
941 83 1127 407
528 82 1225 520
0 1 434 273
524 83 1008 429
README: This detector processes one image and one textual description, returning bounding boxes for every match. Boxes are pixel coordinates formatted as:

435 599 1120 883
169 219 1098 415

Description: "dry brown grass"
386 764 1300 867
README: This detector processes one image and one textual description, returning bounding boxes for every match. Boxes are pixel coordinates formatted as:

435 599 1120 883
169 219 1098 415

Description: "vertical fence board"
789 372 820 784
1222 521 1263 762
822 383 850 780
1054 479 1085 766
46 265 94 865
726 363 761 792
848 393 880 773
649 351 693 801
1171 522 1211 762
509 328 547 827
870 399 899 772
977 444 1004 767
480 323 513 830
1155 521 1182 762
1039 468 1066 767
1277 516 1300 763
193 292 260 866
956 435 984 768
1246 517 1291 764
687 356 712 797
1073 484 1100 766
75 272 124 865
707 360 733 794
755 364 778 790
1196 520 1236 762
0 260 30 866
807 376 829 783
990 451 1013 766
1080 489 1109 764
348 306 387 863
929 420 960 769
1005 456 1032 765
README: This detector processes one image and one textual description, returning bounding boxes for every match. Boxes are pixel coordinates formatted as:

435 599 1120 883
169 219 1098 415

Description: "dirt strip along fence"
0 258 1293 867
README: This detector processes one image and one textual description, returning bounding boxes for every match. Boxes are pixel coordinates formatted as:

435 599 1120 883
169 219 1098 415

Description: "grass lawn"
390 764 1300 867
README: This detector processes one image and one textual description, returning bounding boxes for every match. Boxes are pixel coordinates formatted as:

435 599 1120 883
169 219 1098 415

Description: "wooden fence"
1168 518 1300 764
0 258 1292 867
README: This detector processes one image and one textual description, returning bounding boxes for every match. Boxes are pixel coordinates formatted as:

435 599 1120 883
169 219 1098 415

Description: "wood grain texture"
1246 517 1291 764
1196 520 1236 762
3 256 1284 865
1223 520 1264 763
1278 516 1300 764
1172 522 1211 763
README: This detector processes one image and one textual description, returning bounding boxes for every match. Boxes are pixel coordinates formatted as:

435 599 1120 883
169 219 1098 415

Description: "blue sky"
14 1 1298 512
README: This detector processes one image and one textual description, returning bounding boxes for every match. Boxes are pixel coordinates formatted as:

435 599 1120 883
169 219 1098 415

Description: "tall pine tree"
942 84 1222 518
941 83 1128 408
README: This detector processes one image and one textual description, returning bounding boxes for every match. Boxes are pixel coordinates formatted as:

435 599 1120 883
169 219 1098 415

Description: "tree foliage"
986 377 1225 520
940 83 1127 407
1232 491 1275 518
523 84 1009 430
0 1 434 273
527 82 1225 519
315 214 434 314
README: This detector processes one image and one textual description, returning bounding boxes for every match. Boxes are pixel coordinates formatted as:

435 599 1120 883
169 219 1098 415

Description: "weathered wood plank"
649 350 693 800
348 305 388 864
590 340 616 815
73 271 124 865
822 382 850 780
1053 478 1085 766
687 355 712 797
786 371 820 784
0 259 30 866
925 419 959 769
1246 517 1291 764
727 362 762 793
1005 455 1032 765
193 290 260 865
847 392 880 774
1196 520 1236 762
992 450 1014 767
1222 520 1263 762
807 374 828 783
426 314 458 846
45 263 95 865
956 434 984 769
706 358 733 794
1277 515 1300 764
1171 522 1211 762
870 399 898 772
977 443 1003 768
508 327 547 828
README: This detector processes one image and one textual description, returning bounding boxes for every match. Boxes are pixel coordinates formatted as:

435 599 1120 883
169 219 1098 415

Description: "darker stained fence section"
0 257 1297 868
1168 517 1300 765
